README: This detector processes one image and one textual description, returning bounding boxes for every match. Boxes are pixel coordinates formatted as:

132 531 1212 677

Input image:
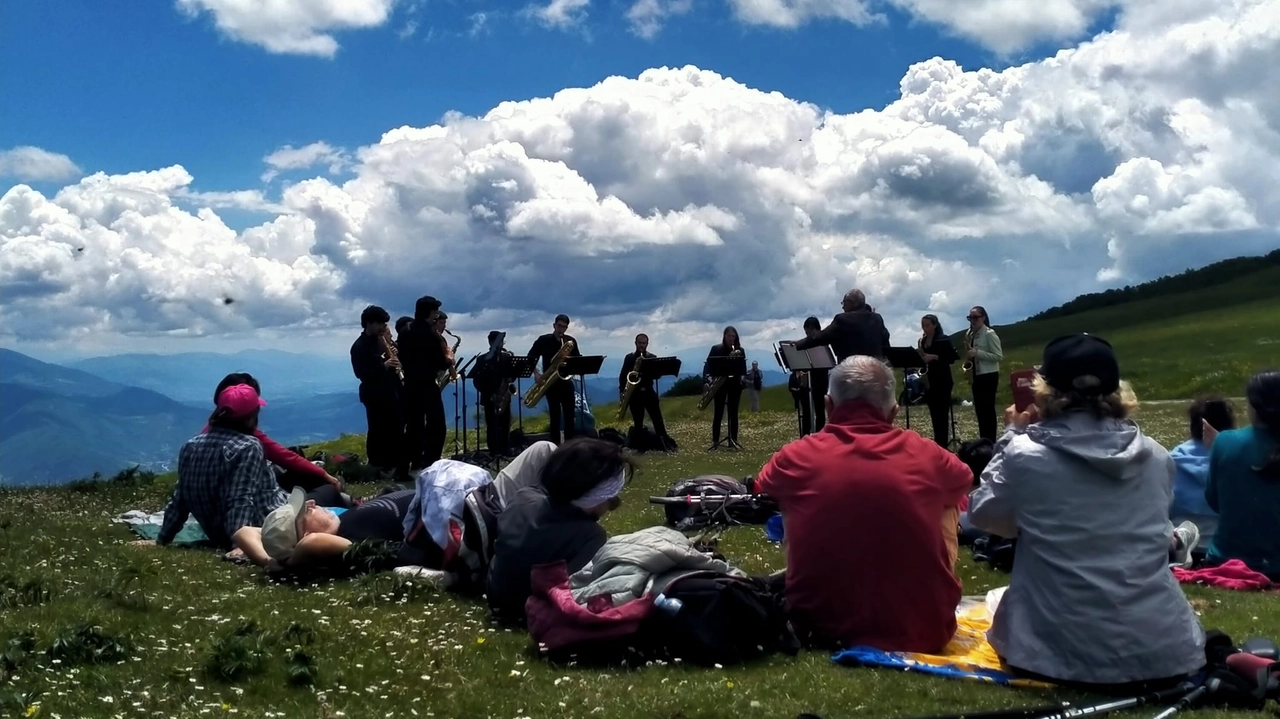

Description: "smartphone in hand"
1011 368 1037 412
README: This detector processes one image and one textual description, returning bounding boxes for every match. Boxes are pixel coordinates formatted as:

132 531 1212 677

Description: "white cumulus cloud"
0 146 83 183
261 142 352 183
174 0 397 57
4 1 1279 357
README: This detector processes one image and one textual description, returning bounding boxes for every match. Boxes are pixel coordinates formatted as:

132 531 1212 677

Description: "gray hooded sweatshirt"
968 412 1206 684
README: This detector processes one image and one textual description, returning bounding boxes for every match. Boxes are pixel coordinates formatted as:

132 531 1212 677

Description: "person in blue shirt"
1169 396 1235 549
1205 370 1280 579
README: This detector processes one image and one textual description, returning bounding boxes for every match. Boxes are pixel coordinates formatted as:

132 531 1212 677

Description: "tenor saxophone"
524 338 575 408
437 330 462 390
698 348 742 411
616 353 644 420
381 328 404 384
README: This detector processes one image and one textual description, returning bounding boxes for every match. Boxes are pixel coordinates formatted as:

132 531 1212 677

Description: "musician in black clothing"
794 288 890 362
918 313 960 448
802 316 830 432
350 305 407 478
527 314 581 445
397 296 453 469
703 326 745 449
788 369 812 436
618 333 669 441
472 331 516 456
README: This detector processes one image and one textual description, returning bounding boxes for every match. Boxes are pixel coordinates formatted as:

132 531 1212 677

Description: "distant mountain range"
0 346 787 486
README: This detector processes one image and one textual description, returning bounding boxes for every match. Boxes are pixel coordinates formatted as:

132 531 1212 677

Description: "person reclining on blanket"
967 334 1206 693
1203 370 1280 580
487 438 634 626
156 384 346 568
207 372 345 493
754 355 972 653
1168 395 1235 552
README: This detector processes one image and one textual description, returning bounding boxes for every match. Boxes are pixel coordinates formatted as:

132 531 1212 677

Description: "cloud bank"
3 1 1277 356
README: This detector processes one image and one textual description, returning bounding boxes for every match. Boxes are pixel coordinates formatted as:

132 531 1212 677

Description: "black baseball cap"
1040 334 1119 396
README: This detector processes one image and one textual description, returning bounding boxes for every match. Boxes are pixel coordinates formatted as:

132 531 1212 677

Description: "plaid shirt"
158 428 287 548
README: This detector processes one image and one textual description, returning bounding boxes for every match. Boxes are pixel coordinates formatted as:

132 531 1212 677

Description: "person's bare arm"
231 526 275 568
288 533 354 566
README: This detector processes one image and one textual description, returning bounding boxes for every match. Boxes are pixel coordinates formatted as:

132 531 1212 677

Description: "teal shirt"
1205 426 1280 576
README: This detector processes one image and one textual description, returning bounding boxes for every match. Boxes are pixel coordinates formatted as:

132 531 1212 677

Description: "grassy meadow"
3 383 1278 719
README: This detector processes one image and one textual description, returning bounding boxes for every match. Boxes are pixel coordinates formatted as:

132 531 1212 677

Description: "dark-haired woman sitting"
486 437 635 625
1205 370 1280 580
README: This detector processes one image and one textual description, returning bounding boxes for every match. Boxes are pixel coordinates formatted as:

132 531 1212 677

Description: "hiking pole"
649 494 766 505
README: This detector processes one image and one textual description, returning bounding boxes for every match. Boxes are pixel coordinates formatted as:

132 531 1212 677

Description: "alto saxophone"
962 329 975 383
698 347 742 411
381 328 404 384
437 329 462 390
524 338 575 408
916 335 930 390
616 353 644 420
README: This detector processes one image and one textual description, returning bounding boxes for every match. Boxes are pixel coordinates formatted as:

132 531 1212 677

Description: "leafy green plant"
0 575 53 610
46 623 131 666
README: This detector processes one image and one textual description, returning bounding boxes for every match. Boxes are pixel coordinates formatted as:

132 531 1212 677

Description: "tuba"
437 330 462 390
524 338 575 408
698 347 742 411
962 329 975 383
617 353 644 420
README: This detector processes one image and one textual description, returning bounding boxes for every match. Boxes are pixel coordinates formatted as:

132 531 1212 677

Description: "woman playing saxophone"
701 326 744 449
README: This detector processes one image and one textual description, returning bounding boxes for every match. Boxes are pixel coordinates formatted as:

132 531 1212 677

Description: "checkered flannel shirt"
158 428 287 548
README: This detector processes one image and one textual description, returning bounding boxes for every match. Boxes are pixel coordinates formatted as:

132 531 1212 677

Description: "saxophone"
523 338 575 408
382 328 404 384
616 353 644 420
698 347 742 411
437 329 462 390
962 329 975 383
916 335 930 390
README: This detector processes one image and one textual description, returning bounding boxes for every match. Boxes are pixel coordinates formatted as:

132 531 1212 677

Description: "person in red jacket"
206 373 342 492
755 355 972 653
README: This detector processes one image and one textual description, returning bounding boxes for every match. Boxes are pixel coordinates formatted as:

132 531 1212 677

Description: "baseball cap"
216 384 267 419
261 487 307 562
1039 334 1120 396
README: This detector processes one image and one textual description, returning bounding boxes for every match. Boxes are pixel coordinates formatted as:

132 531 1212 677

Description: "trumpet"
962 329 975 383
524 338 575 408
437 329 462 390
617 353 644 420
698 347 742 411
382 328 404 384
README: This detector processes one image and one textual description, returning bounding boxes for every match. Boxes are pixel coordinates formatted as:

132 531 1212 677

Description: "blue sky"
1 0 1077 194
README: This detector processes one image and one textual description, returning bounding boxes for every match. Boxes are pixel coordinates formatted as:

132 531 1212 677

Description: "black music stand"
703 354 747 451
506 354 536 438
885 346 927 430
776 342 836 438
560 355 605 435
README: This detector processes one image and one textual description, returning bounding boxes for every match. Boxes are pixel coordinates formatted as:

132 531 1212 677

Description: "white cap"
261 487 307 562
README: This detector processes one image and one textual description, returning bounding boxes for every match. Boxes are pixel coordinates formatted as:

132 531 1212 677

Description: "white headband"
571 468 627 510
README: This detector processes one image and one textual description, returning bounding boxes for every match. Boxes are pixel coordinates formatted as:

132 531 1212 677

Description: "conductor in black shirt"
794 288 890 362
703 325 745 450
918 313 959 448
527 314 581 445
350 305 406 478
618 333 669 442
398 296 453 469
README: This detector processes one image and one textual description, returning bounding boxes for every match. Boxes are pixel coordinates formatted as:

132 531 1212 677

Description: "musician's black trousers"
404 384 447 469
809 384 826 432
792 390 812 436
483 399 511 455
545 384 576 445
971 372 1000 441
362 398 406 474
628 388 667 437
925 382 953 448
711 386 742 443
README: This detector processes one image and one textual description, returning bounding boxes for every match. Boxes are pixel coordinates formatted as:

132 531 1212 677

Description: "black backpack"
650 572 800 666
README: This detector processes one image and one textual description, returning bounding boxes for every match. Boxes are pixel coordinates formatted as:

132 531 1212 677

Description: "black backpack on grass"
649 572 800 666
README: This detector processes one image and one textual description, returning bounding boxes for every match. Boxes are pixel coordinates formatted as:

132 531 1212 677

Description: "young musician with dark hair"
919 314 959 448
703 326 744 450
398 296 453 469
527 314 581 445
351 305 408 480
965 306 1003 441
472 331 516 456
802 316 828 432
618 333 670 444
794 288 890 362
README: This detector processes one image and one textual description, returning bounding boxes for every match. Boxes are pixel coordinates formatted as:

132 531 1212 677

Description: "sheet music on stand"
775 342 836 372
502 354 536 380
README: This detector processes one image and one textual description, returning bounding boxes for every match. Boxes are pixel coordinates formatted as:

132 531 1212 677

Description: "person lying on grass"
151 384 347 569
968 334 1206 693
486 438 635 626
1203 369 1280 580
754 355 972 654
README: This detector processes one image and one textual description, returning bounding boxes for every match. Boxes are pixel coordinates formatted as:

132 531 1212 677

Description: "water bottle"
653 593 683 616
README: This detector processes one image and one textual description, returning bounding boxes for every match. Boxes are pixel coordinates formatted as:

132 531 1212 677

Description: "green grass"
1 388 1276 719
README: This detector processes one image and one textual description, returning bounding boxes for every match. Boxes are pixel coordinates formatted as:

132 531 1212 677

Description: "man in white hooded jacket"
968 334 1205 692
